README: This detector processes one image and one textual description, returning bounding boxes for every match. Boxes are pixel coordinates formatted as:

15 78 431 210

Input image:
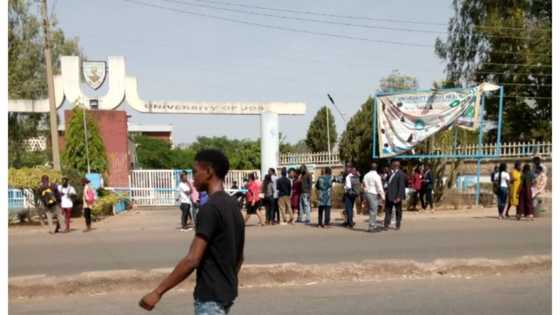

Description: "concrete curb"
9 255 550 299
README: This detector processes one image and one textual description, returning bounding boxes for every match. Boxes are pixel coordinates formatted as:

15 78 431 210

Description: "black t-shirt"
194 190 245 305
276 176 291 197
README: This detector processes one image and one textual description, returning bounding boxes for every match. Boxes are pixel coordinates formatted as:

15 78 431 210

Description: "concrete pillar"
260 112 279 178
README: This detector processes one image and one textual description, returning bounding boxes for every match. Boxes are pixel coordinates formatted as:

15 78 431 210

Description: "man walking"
384 160 407 231
38 175 62 234
269 168 280 224
276 167 294 225
363 162 385 233
176 173 194 230
344 167 361 228
140 149 245 314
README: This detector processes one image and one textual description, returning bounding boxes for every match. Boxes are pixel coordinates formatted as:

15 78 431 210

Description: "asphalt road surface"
9 209 551 276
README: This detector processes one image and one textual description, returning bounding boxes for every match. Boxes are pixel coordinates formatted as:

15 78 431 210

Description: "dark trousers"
83 207 92 227
420 188 433 210
318 206 331 226
274 198 280 223
344 194 356 226
264 197 275 223
497 187 508 216
180 203 192 227
384 200 402 228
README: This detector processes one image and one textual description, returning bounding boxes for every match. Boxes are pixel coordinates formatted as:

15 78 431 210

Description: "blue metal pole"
372 96 377 159
496 86 504 157
475 93 486 206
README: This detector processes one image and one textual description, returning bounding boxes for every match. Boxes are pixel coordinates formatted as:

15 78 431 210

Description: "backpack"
41 187 57 207
85 187 96 204
492 172 501 194
348 176 361 197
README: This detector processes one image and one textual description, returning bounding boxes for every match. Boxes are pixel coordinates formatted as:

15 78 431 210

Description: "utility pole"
325 106 331 156
40 0 61 171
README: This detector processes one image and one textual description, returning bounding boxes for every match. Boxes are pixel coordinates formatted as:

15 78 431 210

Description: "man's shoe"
395 226 401 231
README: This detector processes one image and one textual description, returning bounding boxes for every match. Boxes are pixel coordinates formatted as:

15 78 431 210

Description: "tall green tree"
8 0 81 167
305 106 337 152
61 106 108 174
339 97 374 174
435 0 551 141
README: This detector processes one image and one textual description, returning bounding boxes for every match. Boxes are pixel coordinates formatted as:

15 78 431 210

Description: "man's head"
533 155 542 166
62 177 69 187
193 149 230 191
268 168 276 176
281 167 288 177
324 167 332 175
370 162 378 171
288 168 296 178
41 175 49 185
391 159 400 170
181 173 189 183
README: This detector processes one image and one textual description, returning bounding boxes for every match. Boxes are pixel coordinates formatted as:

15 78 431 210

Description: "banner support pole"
475 93 486 206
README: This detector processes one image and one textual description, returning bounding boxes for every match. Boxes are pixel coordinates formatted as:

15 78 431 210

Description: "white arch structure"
8 56 306 177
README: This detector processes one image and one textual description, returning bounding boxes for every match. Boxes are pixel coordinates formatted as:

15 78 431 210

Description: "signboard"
376 83 499 158
82 61 107 90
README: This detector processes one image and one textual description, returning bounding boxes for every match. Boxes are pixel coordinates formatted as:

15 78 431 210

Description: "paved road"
9 209 551 276
10 273 551 315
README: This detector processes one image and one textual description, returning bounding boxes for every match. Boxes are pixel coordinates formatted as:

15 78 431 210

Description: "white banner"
376 84 499 158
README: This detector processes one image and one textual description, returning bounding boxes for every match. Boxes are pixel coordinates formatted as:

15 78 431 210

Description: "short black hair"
195 149 230 180
325 167 332 175
281 167 287 177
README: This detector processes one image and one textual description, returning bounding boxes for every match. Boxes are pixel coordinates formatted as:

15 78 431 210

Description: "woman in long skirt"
505 161 521 217
517 164 534 221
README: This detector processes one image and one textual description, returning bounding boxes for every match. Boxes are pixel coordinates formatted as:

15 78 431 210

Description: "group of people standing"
492 155 548 220
37 175 96 234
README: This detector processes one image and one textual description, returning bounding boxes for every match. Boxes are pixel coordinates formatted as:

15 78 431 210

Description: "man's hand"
395 198 401 204
139 291 161 311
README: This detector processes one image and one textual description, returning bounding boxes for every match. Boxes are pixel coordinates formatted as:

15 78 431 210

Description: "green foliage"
339 97 374 174
305 106 337 152
435 0 551 141
8 167 61 189
134 136 261 170
61 106 108 174
92 192 126 217
8 0 82 168
378 69 418 93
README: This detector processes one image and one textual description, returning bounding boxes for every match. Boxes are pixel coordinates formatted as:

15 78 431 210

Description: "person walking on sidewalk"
493 163 510 220
344 167 361 228
176 173 194 230
58 177 76 233
290 169 302 222
384 160 406 231
82 178 96 232
276 167 294 225
316 167 333 228
517 164 535 221
140 149 245 314
420 165 434 212
263 174 275 225
244 173 265 226
363 162 385 233
300 164 313 225
38 175 62 234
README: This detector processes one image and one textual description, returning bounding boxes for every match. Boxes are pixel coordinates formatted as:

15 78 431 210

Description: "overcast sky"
53 0 453 145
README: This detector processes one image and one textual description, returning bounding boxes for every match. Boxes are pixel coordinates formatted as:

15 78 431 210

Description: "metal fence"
8 189 34 213
279 141 552 165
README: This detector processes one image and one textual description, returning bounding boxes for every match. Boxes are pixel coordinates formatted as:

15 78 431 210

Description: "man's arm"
139 235 208 311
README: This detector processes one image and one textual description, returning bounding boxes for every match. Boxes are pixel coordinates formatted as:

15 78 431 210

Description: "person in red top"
408 167 423 211
244 173 265 226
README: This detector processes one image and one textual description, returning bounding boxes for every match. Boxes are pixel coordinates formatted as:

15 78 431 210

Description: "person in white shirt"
494 163 511 219
176 174 193 230
58 177 76 233
363 162 385 232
